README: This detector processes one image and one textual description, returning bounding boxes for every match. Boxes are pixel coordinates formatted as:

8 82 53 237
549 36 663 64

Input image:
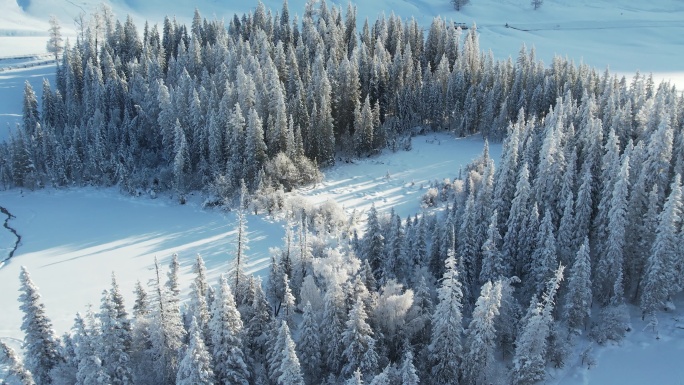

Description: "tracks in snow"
0 206 21 268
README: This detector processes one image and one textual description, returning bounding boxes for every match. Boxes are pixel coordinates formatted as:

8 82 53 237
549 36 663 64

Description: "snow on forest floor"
300 133 500 220
551 297 684 385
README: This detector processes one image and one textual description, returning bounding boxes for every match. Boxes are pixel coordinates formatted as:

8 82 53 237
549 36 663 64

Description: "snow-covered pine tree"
73 311 110 385
97 288 133 385
511 265 564 385
231 205 249 303
573 162 594 251
461 280 502 385
0 340 36 385
345 367 365 385
149 257 185 384
209 274 250 385
18 266 61 385
176 316 215 385
595 152 630 305
428 249 463 385
49 333 78 385
22 81 39 137
277 321 305 385
503 162 532 279
529 209 558 298
363 205 385 282
166 253 181 299
564 238 592 334
641 174 682 322
189 254 211 345
399 348 419 385
279 274 297 327
297 301 322 384
342 296 379 378
479 210 504 284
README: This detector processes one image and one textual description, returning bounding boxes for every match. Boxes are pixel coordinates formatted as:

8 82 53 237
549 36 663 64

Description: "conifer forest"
2 0 684 384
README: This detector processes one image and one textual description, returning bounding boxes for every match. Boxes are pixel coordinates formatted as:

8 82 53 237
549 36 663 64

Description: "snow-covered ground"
0 187 284 348
300 133 500 219
552 297 684 385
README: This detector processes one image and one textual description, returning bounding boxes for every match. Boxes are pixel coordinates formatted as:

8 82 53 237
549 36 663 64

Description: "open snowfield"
0 187 285 349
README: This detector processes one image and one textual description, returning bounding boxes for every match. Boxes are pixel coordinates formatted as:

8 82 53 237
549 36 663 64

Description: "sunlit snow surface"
0 187 283 344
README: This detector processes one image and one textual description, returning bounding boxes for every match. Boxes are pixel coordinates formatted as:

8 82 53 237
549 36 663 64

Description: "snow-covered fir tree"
428 250 463 385
176 316 215 385
209 275 250 385
0 340 35 385
18 267 61 385
461 280 502 385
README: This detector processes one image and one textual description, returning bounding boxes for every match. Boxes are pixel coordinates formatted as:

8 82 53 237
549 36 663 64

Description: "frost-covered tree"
97 287 133 385
641 174 682 320
297 301 322 384
0 340 35 385
480 210 504 284
22 81 39 137
73 311 110 385
277 321 305 385
18 266 61 385
503 162 532 278
210 275 250 385
529 209 557 297
46 15 64 62
364 205 385 280
511 265 564 385
399 349 419 385
231 206 250 302
176 316 215 385
342 297 379 378
149 257 185 384
596 153 630 305
428 250 463 384
564 238 592 334
461 281 502 385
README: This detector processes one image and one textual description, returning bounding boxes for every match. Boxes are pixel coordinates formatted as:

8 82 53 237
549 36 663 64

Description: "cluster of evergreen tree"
4 0 684 384
4 0 575 201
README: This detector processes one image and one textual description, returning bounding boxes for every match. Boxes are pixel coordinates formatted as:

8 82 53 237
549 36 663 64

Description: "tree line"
5 0 573 202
